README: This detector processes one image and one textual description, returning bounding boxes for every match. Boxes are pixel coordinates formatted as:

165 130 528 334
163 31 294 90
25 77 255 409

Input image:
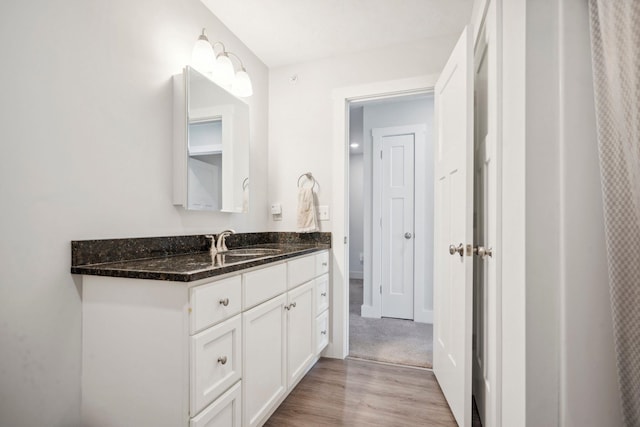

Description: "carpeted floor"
348 279 433 368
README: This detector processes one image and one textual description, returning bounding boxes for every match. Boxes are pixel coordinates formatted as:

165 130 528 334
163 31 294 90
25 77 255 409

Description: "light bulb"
191 29 215 74
212 52 235 87
232 68 253 97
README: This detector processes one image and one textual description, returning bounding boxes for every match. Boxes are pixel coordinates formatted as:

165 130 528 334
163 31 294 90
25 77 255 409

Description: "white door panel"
372 126 422 320
433 26 473 427
473 2 500 426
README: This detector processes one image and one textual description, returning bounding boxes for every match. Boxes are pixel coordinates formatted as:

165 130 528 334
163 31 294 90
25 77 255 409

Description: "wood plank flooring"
265 357 457 427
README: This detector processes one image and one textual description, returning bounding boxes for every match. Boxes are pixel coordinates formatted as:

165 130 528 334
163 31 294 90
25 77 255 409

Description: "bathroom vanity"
72 233 330 427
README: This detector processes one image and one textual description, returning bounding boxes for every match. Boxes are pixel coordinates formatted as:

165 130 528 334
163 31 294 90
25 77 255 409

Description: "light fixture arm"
198 28 208 41
226 51 247 71
211 41 227 56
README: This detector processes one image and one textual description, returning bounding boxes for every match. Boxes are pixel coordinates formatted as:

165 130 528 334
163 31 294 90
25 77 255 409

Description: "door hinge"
379 218 382 227
379 285 382 294
380 150 383 159
344 236 348 244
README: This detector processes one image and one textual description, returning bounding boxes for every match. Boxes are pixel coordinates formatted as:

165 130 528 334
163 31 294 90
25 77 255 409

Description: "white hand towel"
297 187 319 232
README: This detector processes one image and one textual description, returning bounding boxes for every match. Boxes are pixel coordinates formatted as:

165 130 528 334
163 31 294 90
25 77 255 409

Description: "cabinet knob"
217 356 227 365
219 298 230 306
320 292 327 297
321 330 327 335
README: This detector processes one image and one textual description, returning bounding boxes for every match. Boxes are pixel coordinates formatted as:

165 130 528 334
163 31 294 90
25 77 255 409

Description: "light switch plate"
318 205 330 221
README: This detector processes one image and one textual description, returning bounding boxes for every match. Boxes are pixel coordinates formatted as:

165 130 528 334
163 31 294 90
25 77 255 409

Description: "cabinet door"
243 294 287 427
314 274 329 316
315 310 329 355
190 381 241 427
287 281 315 388
191 314 242 416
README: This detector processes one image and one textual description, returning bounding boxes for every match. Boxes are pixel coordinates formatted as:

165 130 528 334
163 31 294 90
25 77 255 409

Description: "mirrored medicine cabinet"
173 66 250 212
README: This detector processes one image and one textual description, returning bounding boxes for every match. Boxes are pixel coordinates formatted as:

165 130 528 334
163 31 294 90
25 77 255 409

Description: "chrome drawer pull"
320 330 327 335
217 356 227 365
320 292 327 297
219 298 230 306
322 262 328 267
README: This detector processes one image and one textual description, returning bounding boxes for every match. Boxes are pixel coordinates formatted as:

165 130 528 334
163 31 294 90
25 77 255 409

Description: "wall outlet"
318 205 330 221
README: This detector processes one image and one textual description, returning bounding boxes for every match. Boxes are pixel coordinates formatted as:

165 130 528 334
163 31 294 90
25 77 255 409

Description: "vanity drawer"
191 314 242 416
315 310 329 355
243 263 287 310
287 254 316 289
315 251 329 276
191 276 242 334
190 381 242 427
314 274 329 316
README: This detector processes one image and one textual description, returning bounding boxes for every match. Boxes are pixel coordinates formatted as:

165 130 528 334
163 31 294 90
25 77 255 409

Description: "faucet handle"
205 235 217 257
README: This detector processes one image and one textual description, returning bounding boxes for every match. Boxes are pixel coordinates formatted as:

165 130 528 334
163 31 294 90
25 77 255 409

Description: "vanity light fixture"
191 28 253 98
191 29 216 74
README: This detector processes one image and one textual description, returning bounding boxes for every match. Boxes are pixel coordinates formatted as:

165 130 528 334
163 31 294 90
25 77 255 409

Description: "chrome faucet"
216 229 236 253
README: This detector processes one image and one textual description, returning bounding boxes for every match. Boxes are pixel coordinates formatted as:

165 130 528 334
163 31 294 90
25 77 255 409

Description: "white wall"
359 96 434 322
495 0 623 425
558 0 622 425
348 107 364 278
525 0 562 425
0 1 268 426
268 35 459 232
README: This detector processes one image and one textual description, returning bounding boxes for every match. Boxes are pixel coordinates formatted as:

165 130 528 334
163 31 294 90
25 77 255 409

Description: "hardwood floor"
265 357 457 427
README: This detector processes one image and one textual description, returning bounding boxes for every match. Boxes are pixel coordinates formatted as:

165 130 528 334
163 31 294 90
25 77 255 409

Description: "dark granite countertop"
71 233 331 282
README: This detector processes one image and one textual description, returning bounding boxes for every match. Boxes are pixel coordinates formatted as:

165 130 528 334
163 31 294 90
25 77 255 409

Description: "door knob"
449 243 464 257
404 232 412 239
474 246 493 259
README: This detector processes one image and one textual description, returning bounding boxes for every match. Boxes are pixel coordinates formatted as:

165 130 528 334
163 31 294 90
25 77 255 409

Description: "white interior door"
433 26 474 427
373 126 415 320
473 2 500 426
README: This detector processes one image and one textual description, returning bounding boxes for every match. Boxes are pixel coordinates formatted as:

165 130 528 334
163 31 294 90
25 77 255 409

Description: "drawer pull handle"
321 330 327 335
322 262 328 267
217 356 227 365
290 302 296 308
320 292 327 297
284 302 297 310
219 298 230 306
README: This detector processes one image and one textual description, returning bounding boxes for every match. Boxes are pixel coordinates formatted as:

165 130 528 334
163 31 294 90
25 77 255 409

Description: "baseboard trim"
349 271 363 280
414 309 433 324
361 304 380 319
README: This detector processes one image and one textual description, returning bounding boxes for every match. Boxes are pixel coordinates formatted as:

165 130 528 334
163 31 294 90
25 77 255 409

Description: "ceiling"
200 0 474 68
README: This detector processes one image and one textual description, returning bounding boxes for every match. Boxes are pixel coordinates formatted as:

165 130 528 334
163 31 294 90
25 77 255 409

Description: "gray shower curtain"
589 1 640 425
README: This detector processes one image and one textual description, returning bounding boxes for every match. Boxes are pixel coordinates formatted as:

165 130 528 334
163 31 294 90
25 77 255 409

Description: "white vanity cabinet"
243 250 330 427
80 249 329 427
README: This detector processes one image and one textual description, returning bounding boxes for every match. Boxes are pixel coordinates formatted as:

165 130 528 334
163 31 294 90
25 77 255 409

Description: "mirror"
173 66 250 212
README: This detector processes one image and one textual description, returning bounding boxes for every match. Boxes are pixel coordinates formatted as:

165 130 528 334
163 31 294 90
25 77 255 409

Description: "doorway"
347 94 434 368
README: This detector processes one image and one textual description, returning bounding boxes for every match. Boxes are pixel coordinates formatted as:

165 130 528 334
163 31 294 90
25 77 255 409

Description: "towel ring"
242 177 249 190
297 172 318 191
